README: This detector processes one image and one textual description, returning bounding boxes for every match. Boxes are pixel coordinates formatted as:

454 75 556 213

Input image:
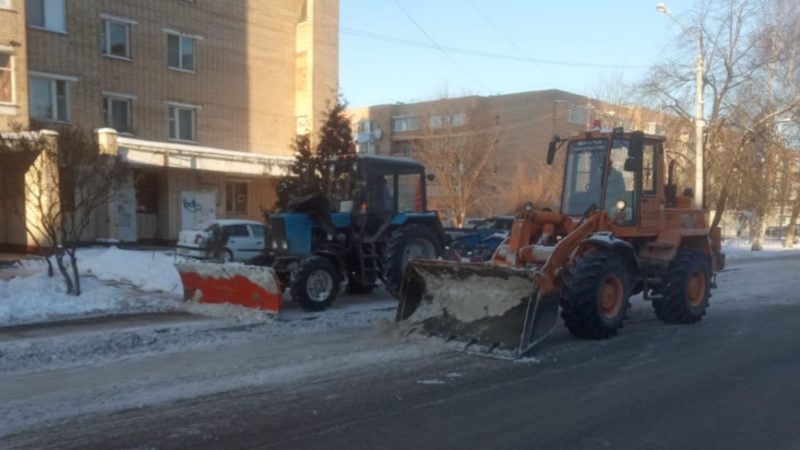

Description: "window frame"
165 30 199 73
26 0 66 34
29 72 74 122
100 15 136 61
0 52 14 105
166 102 198 143
103 93 134 134
641 143 658 197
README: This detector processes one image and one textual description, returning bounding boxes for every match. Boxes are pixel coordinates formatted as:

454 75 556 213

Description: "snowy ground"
721 236 800 260
0 250 798 440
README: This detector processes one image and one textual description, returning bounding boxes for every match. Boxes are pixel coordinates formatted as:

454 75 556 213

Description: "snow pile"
80 247 182 294
721 238 800 260
0 247 183 326
0 274 180 326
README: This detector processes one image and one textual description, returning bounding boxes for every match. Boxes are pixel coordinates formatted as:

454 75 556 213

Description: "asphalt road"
4 256 800 450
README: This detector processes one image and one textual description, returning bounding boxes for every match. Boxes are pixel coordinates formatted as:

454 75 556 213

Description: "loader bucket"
175 263 283 313
396 259 560 357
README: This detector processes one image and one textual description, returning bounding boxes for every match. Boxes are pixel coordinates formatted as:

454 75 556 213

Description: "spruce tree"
274 99 355 211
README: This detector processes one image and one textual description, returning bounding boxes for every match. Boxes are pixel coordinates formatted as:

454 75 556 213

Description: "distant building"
0 0 339 249
350 89 670 219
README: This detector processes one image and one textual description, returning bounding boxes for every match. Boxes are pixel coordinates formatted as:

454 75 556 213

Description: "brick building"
350 89 671 221
0 0 339 248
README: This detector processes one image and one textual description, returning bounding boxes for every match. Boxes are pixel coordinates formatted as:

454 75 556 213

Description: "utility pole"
657 3 704 210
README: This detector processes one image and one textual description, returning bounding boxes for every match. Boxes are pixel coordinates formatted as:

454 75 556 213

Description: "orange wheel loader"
396 128 725 357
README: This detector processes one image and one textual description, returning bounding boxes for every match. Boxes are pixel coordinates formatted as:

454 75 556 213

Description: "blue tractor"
255 154 447 311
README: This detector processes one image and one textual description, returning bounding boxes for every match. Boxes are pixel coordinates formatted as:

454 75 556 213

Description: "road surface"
2 255 800 449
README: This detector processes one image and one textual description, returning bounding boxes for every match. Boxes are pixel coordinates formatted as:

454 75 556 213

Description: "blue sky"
340 0 697 107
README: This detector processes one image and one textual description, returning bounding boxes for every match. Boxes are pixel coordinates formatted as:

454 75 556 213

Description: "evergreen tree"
274 99 355 210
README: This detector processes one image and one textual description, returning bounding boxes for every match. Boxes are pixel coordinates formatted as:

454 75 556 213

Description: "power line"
389 0 490 91
465 0 553 80
341 26 649 70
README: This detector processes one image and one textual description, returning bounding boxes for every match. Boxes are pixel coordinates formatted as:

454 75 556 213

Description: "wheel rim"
686 270 706 307
599 275 624 319
401 239 436 273
306 269 333 302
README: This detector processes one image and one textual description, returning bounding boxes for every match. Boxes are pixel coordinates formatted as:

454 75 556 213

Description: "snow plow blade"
175 263 283 313
396 259 560 357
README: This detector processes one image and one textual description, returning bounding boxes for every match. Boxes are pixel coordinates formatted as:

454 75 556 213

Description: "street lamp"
656 3 705 210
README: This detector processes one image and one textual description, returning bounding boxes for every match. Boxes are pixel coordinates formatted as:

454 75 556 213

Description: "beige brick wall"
21 0 338 156
351 90 671 218
0 0 29 130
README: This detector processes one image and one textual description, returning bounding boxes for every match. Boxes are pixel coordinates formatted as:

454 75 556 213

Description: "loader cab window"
368 173 395 213
603 139 637 225
562 139 606 216
397 172 424 212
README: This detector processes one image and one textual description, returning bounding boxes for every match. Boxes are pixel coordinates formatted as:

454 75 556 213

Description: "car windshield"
561 139 607 216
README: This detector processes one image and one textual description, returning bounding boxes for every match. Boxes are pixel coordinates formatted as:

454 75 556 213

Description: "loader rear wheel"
653 250 711 324
291 255 340 311
560 251 632 339
383 225 443 298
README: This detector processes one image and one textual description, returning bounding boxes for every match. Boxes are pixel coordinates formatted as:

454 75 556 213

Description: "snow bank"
0 247 183 326
80 247 182 294
0 274 180 326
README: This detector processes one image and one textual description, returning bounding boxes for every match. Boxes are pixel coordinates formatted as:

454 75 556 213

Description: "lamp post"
656 3 704 210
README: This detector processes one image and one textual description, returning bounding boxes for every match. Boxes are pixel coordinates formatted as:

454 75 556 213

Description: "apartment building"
0 0 339 249
350 89 671 220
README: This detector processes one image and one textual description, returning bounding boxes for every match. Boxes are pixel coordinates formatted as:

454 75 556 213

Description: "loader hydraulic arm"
536 213 601 295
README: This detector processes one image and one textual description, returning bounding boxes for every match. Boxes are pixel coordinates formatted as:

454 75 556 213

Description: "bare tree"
0 125 127 295
411 109 501 227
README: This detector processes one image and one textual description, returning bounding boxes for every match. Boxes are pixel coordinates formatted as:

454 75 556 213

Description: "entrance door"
109 174 137 242
181 191 217 231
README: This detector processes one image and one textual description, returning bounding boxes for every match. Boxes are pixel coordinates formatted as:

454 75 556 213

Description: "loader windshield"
562 139 607 216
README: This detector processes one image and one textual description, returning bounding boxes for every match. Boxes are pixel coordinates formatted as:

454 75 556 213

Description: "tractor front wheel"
383 225 443 298
291 255 341 311
560 251 632 339
653 250 711 324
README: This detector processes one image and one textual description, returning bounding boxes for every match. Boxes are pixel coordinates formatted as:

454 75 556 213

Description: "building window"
167 33 196 72
104 96 131 133
392 116 420 132
101 19 131 59
225 182 248 215
168 104 196 141
0 0 12 10
568 105 589 126
0 54 12 104
30 76 68 122
26 0 66 33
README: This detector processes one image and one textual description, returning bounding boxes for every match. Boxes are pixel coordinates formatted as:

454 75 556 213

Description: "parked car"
765 225 800 242
177 219 266 262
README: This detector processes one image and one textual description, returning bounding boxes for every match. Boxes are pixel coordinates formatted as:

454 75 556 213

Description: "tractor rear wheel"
653 250 711 324
383 225 443 298
291 255 341 311
560 251 632 339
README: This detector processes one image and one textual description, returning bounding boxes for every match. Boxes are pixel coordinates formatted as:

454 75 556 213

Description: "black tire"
653 250 711 324
347 279 375 295
382 225 443 298
560 251 632 339
291 255 340 311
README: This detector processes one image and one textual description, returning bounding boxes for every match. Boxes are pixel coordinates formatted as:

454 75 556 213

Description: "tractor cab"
337 155 429 237
553 129 678 231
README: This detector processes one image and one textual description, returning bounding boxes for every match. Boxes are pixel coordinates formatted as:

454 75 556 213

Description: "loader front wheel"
653 250 711 324
560 251 632 339
291 255 340 311
383 225 443 298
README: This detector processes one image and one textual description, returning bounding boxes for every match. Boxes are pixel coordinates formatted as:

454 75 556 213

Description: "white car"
177 219 266 262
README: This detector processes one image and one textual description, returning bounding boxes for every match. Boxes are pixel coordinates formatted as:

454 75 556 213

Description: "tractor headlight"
616 199 627 211
280 240 289 251
271 240 279 249
524 201 534 212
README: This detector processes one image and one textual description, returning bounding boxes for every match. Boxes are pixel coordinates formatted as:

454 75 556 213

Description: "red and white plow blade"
175 263 282 313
